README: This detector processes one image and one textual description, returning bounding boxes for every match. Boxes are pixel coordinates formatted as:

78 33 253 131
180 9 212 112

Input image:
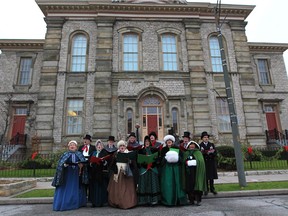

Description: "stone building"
1 0 288 153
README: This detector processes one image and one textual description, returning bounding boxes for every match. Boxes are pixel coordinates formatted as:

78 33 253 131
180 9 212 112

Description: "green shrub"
217 145 235 158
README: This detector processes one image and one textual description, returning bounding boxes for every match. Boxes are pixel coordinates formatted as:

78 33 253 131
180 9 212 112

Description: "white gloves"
165 151 179 163
187 159 197 166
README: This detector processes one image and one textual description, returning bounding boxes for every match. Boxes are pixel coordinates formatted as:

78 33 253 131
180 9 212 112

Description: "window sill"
13 85 32 92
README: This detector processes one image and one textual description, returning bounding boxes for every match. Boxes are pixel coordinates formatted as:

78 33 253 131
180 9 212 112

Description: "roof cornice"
0 39 45 50
36 0 254 20
248 42 288 53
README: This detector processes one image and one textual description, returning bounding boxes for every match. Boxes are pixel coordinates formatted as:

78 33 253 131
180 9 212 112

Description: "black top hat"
128 132 136 138
107 136 115 141
83 134 92 141
182 131 191 138
201 131 210 139
149 131 158 139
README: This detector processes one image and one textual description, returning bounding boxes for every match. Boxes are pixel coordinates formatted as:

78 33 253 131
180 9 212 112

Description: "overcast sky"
0 0 287 70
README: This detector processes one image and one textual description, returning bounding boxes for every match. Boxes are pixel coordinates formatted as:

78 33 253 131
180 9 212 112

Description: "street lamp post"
135 124 140 144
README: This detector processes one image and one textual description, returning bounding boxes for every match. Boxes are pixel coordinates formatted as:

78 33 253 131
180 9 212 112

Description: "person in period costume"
127 132 142 151
180 131 191 151
199 131 218 195
127 132 142 187
160 135 187 206
78 134 96 159
137 136 161 206
89 139 111 207
78 134 96 201
107 140 138 209
52 140 88 211
149 131 163 150
182 141 206 206
104 136 118 153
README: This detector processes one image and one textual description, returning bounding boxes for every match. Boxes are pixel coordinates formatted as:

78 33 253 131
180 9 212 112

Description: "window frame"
68 32 89 73
157 28 182 72
118 27 143 72
216 97 231 132
208 34 230 73
256 58 272 85
126 108 133 135
171 107 179 134
66 99 84 135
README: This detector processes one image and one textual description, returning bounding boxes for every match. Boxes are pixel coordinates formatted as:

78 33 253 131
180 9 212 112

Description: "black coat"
199 141 218 180
78 144 96 157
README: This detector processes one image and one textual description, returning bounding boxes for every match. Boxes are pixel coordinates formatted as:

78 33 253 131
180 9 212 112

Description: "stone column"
230 21 265 145
36 17 65 153
184 19 210 137
94 18 114 139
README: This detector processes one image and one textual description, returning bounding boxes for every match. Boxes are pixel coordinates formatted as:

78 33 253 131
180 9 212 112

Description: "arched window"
209 35 223 72
70 34 87 72
172 107 179 134
161 34 178 71
127 108 133 134
123 34 139 71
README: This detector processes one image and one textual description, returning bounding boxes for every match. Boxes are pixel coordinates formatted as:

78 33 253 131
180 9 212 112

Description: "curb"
1 190 288 205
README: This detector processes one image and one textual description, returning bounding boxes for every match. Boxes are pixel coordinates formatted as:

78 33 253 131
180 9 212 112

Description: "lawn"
215 181 288 192
14 181 288 198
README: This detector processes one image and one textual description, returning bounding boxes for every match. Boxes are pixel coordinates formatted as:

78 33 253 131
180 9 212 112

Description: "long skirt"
53 166 87 211
137 168 160 205
107 172 137 209
89 177 108 207
161 163 187 206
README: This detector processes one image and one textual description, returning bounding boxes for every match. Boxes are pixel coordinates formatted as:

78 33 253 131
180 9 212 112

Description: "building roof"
248 42 288 53
36 0 254 21
0 39 45 51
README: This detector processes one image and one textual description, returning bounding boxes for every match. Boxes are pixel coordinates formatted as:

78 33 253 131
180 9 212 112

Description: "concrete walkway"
1 170 288 205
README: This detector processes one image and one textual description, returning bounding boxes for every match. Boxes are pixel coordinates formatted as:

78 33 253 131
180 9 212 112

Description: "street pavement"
0 170 288 205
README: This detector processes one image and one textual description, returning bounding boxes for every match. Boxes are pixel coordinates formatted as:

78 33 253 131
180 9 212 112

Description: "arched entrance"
141 96 164 140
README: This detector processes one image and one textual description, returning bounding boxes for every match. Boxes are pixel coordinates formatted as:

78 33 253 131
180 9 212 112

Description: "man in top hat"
199 131 218 195
78 134 96 160
127 132 141 151
180 131 191 151
78 134 96 202
104 136 117 153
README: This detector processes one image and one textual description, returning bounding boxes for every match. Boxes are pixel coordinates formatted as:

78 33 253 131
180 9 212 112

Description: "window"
15 107 27 115
216 98 231 132
162 34 178 71
123 34 138 71
257 59 271 85
18 58 32 85
127 109 133 134
71 34 87 72
172 108 179 134
209 36 223 72
66 99 83 134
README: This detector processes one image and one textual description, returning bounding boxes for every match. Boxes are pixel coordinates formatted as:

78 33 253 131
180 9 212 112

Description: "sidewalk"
0 170 288 205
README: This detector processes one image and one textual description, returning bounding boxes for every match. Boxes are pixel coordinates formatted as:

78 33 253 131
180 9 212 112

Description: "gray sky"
0 0 287 71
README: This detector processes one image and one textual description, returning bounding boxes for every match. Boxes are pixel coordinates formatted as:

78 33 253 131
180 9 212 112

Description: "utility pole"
214 0 247 187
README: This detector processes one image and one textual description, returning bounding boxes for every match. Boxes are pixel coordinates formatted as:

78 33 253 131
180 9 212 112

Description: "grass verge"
215 181 288 192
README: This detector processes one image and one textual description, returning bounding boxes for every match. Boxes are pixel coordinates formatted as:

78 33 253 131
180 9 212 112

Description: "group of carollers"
52 131 218 211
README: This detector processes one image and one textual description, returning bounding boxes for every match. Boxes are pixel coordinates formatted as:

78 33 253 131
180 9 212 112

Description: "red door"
147 115 158 136
11 116 26 136
266 112 277 131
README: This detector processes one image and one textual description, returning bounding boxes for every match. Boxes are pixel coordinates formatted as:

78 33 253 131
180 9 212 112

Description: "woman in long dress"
107 140 137 209
160 135 187 206
52 140 88 211
137 136 160 206
89 139 110 207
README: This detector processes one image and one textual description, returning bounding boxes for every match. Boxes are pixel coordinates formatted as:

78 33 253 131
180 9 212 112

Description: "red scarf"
82 145 88 152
